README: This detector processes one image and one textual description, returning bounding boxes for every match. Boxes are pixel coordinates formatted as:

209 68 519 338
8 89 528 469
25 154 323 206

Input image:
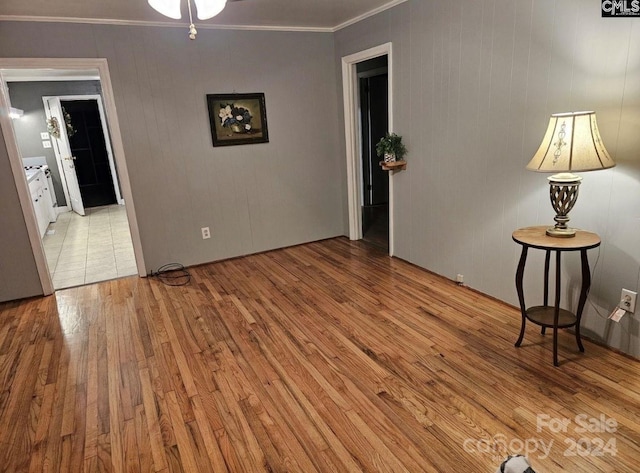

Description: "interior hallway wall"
334 0 640 357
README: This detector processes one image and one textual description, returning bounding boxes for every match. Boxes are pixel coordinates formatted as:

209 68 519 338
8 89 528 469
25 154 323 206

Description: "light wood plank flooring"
1 237 639 472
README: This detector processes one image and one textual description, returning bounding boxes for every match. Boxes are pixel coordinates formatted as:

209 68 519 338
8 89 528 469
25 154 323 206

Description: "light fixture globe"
147 0 227 38
148 0 182 19
526 111 615 238
194 0 227 20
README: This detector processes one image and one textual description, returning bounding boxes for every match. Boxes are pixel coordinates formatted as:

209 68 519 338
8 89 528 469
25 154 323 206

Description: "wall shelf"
379 160 407 171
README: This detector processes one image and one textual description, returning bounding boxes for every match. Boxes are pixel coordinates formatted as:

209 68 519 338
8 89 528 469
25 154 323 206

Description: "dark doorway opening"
64 100 117 208
358 56 389 251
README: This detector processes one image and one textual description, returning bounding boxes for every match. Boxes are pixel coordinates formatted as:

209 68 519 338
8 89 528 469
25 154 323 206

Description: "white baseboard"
55 205 69 215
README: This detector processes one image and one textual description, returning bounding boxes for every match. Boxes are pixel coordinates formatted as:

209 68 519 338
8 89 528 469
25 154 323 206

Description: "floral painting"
206 93 269 147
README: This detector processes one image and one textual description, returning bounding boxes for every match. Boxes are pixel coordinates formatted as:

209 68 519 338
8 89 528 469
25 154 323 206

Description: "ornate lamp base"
546 226 577 238
546 173 582 238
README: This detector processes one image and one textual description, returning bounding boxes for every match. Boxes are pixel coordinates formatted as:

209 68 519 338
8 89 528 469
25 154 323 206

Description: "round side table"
512 226 601 366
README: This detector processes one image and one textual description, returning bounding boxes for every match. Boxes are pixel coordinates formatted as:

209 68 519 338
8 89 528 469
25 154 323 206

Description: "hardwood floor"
1 237 640 472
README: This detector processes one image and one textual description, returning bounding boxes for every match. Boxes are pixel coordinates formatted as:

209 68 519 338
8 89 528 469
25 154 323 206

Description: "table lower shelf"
525 306 577 328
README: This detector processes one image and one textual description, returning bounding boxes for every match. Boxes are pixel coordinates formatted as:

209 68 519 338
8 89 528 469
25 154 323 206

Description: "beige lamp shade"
526 111 615 173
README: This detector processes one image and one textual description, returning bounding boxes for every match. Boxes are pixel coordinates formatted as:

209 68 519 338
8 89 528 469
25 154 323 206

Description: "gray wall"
0 126 43 299
335 0 640 358
8 80 103 206
0 22 344 302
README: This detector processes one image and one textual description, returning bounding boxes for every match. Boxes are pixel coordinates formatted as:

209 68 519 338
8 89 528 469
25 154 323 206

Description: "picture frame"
206 93 269 147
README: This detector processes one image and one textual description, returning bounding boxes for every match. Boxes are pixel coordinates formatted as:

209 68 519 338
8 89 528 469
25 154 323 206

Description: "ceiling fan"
148 0 246 40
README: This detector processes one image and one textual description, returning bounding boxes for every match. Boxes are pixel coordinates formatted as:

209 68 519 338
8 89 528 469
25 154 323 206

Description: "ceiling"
0 0 406 32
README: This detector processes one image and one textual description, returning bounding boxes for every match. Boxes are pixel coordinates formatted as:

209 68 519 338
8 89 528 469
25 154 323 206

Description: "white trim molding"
334 0 408 31
0 15 333 33
341 42 394 255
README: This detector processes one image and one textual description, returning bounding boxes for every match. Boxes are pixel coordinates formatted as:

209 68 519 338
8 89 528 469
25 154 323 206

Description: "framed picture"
206 93 269 147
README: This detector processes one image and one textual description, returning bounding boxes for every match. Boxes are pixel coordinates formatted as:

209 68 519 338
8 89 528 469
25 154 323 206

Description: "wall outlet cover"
621 289 637 313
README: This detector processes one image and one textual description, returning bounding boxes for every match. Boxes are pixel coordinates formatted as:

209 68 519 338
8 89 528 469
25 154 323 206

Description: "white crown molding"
0 1 409 34
197 23 331 33
0 15 333 33
332 0 409 32
0 15 176 28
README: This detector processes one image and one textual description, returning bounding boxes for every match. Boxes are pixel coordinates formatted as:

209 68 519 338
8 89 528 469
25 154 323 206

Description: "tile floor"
43 205 138 289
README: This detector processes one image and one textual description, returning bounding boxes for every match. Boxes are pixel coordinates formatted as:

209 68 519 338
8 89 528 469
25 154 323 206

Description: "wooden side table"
512 226 601 366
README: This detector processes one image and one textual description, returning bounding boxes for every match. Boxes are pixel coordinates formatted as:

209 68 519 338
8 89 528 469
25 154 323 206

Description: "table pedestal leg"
515 246 529 347
574 249 591 353
541 250 550 335
553 251 561 366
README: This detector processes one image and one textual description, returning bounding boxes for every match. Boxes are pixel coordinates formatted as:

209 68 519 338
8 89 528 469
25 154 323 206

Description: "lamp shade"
526 111 615 173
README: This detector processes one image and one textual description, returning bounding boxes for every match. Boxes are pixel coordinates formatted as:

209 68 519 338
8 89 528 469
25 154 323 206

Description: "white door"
44 97 85 216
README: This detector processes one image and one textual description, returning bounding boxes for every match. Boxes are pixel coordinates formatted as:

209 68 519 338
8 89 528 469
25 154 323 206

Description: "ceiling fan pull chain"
187 0 198 40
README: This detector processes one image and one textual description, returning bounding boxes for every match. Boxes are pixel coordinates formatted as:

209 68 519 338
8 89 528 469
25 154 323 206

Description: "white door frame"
0 58 147 296
341 43 395 255
44 94 124 207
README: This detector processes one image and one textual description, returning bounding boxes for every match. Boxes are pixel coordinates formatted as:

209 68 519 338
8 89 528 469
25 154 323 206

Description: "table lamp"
526 111 615 238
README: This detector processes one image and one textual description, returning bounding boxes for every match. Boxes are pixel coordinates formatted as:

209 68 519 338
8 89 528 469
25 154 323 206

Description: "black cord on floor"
151 263 191 286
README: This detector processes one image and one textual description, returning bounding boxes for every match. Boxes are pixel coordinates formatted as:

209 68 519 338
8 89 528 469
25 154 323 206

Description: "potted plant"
376 133 407 163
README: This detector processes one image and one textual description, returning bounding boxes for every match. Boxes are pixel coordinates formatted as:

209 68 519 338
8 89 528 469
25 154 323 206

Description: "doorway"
358 57 389 251
10 83 136 289
62 99 119 208
341 43 395 255
0 59 145 294
43 95 123 213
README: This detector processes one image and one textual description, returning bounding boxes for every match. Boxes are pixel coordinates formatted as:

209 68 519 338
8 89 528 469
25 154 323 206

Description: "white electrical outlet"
201 227 211 239
621 289 637 313
456 274 464 285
